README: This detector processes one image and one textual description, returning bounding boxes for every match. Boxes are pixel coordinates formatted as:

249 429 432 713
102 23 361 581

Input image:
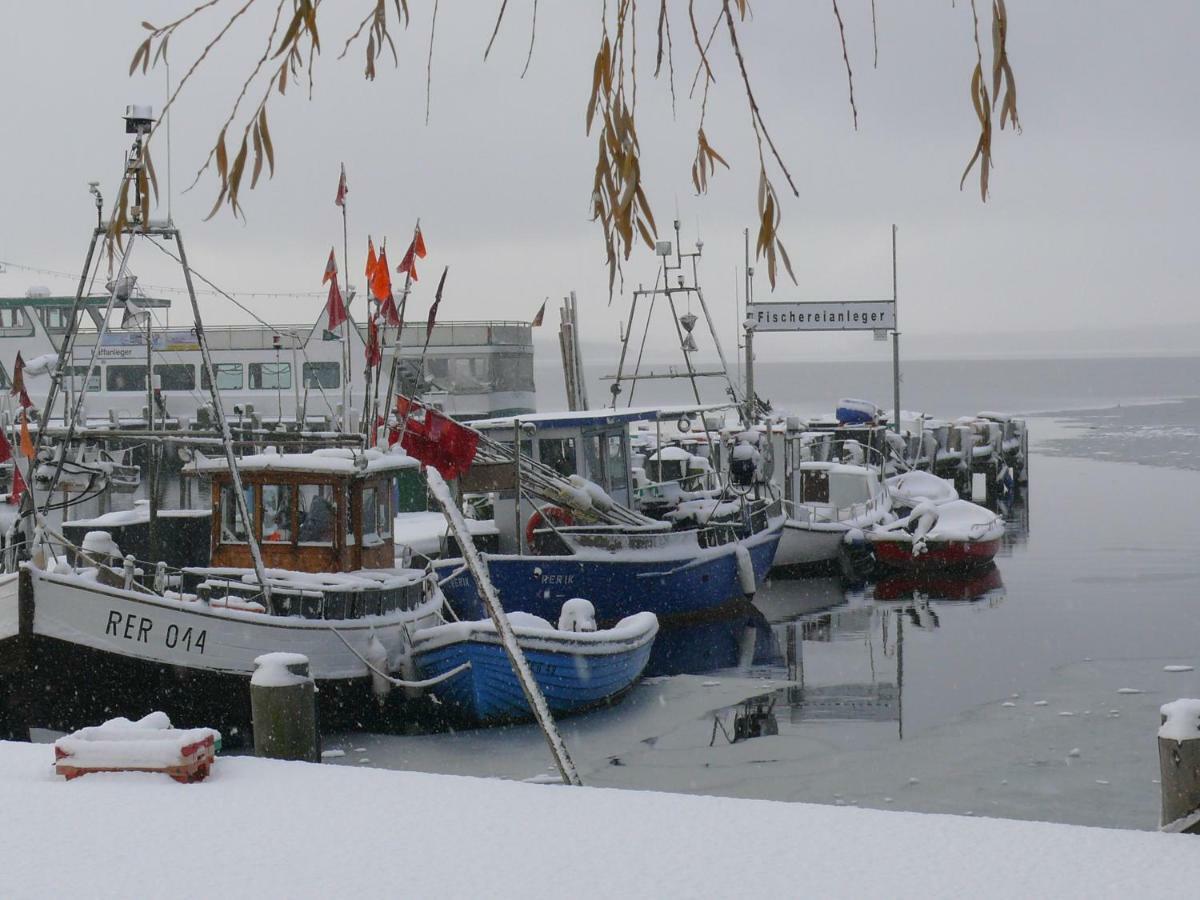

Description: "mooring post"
1158 699 1200 833
251 652 321 763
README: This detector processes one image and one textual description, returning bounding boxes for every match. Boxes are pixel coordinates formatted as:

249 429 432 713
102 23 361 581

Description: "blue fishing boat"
409 604 659 725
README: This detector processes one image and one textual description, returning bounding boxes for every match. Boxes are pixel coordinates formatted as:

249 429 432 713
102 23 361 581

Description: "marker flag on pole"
335 163 348 207
371 246 392 302
366 311 382 368
366 236 378 280
325 274 348 331
532 299 547 327
426 266 448 339
391 395 479 480
19 409 34 459
322 247 338 285
10 353 33 409
397 226 427 282
379 289 402 328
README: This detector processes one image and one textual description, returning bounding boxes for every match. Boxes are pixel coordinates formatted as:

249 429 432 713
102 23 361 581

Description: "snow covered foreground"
3 741 1198 899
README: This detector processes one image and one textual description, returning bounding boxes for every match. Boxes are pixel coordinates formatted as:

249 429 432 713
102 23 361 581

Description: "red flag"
371 246 392 302
379 291 402 327
19 409 34 459
392 395 479 480
397 244 418 282
532 299 547 328
10 353 32 410
335 163 348 207
426 266 448 339
365 312 382 369
322 247 338 285
325 277 348 331
365 236 378 280
413 225 427 259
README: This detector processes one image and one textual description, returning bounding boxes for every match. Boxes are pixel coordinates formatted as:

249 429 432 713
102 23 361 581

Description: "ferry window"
68 366 101 391
375 483 392 539
249 362 291 390
538 437 577 477
493 352 535 393
201 363 243 391
448 356 490 391
156 364 195 391
298 483 335 545
0 307 35 338
302 361 340 389
362 485 381 545
261 484 293 543
0 363 8 389
605 432 628 492
40 308 73 333
106 365 147 392
344 487 356 546
220 483 256 544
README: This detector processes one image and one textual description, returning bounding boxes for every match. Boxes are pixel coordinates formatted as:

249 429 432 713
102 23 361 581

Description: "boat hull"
411 622 657 726
870 536 1001 572
434 526 781 625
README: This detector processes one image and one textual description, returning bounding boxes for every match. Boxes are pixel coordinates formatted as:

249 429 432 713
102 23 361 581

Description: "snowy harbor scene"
2 3 1200 898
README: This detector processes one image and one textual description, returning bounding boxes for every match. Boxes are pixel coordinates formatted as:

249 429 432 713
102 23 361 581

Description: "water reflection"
645 603 781 677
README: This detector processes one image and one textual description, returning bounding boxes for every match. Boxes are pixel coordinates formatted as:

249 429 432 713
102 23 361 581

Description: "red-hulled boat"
868 499 1004 572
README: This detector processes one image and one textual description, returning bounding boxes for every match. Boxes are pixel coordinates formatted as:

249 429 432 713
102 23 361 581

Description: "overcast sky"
1 2 1197 363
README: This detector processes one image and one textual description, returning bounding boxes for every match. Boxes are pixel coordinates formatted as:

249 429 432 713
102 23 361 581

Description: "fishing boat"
429 408 784 625
410 599 658 725
867 498 1004 571
9 446 445 732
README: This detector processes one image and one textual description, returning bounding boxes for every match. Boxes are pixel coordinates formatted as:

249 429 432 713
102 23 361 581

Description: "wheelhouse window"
538 437 577 477
202 363 243 391
106 365 147 392
298 483 335 545
260 484 293 543
362 485 381 545
249 362 291 390
40 308 73 334
302 361 339 389
220 484 256 544
376 483 393 539
605 432 628 493
156 364 195 391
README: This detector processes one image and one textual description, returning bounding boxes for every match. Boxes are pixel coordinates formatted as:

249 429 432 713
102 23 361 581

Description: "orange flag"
371 246 392 301
366 237 378 281
397 227 427 282
532 299 547 327
413 225 427 259
19 409 34 459
322 247 338 285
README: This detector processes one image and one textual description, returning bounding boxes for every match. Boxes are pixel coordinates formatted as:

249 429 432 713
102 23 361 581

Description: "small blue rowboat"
409 605 659 726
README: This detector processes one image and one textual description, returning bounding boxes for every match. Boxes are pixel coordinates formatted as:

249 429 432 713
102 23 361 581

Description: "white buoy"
735 543 756 598
365 633 391 700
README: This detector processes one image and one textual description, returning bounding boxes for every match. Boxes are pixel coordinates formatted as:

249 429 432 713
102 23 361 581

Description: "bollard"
1158 699 1200 833
250 652 321 763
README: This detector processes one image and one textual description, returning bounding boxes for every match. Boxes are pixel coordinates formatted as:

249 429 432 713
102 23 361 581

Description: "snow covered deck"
1 739 1197 897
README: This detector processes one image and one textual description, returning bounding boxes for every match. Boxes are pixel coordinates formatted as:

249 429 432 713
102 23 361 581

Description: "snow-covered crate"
53 712 221 783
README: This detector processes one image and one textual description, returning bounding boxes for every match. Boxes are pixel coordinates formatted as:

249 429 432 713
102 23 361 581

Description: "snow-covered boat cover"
871 498 1003 544
411 610 659 655
885 470 960 506
186 565 429 594
188 446 418 477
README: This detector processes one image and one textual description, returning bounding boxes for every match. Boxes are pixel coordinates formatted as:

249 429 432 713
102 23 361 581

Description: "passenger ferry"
0 289 535 424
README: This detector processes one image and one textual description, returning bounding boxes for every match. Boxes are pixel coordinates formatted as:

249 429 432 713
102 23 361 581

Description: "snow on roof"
473 403 737 433
188 446 418 477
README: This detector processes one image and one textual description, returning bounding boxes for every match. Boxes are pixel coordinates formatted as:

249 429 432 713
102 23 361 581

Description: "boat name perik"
105 609 208 654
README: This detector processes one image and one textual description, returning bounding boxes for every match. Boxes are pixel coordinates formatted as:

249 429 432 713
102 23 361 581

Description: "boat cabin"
189 447 419 573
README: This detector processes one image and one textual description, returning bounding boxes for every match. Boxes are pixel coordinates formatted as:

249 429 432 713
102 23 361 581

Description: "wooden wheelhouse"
190 448 419 573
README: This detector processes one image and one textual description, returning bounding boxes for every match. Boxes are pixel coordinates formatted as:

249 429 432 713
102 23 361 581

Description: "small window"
69 366 101 391
362 485 380 545
375 483 392 539
582 433 605 488
344 487 356 546
302 362 339 389
220 484 256 544
249 362 291 390
40 308 73 334
202 363 243 391
0 307 35 338
298 483 335 545
538 437 577 477
605 432 628 492
155 364 195 391
106 364 147 392
261 484 293 543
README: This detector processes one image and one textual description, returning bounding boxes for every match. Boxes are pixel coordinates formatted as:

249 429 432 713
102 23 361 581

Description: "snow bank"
2 740 1198 898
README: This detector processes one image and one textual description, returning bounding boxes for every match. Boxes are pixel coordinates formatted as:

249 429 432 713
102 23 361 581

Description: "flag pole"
377 218 419 442
341 192 352 432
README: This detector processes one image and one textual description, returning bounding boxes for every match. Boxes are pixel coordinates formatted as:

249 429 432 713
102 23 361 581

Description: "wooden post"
1159 699 1200 833
251 653 321 763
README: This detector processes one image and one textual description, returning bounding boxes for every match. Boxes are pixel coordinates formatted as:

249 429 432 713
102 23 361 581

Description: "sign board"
746 300 895 332
97 329 201 359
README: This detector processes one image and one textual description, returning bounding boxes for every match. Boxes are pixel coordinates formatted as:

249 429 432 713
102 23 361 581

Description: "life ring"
525 505 575 549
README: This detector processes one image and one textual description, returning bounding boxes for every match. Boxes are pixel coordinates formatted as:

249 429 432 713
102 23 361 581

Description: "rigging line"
0 259 323 299
146 240 288 333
